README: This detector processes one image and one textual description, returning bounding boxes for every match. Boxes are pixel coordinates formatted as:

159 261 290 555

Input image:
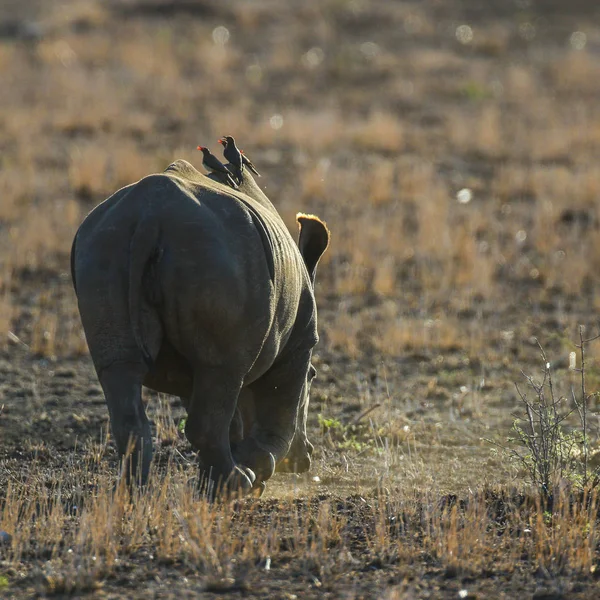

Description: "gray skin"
71 159 329 497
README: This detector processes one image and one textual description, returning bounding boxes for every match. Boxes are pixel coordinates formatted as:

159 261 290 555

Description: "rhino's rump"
73 165 312 392
133 173 307 386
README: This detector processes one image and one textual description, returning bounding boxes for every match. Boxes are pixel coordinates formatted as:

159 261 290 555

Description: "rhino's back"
72 162 312 381
160 161 310 325
153 166 311 374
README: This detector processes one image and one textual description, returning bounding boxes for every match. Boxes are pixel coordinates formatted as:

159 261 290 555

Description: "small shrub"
318 412 375 453
493 329 600 500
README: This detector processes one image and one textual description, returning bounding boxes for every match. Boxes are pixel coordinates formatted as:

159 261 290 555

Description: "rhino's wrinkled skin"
71 160 329 496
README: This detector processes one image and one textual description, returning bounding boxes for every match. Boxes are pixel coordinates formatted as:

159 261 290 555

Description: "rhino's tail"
128 217 160 368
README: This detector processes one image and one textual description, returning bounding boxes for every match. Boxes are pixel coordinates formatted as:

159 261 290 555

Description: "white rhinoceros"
71 159 329 497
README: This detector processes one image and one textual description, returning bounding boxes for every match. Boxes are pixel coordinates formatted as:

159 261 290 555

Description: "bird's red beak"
196 146 203 150
218 138 225 145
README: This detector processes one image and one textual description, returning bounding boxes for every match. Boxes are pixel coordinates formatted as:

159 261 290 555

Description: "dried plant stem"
491 334 600 499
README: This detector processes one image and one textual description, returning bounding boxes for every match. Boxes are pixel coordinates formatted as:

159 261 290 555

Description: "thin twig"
347 404 381 426
578 325 589 487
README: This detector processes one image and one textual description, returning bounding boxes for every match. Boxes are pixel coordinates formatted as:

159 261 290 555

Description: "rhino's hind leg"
99 362 152 486
236 354 311 484
277 374 314 474
184 367 254 498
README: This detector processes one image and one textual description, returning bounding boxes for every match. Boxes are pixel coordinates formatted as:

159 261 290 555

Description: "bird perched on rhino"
219 136 261 179
196 146 238 188
218 136 243 180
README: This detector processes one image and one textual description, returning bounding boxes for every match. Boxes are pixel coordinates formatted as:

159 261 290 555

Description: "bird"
196 146 238 188
219 136 261 178
218 136 243 180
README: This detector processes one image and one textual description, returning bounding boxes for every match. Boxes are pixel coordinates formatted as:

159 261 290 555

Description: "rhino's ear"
297 213 330 285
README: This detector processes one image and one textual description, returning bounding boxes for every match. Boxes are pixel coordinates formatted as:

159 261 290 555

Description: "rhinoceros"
71 159 329 496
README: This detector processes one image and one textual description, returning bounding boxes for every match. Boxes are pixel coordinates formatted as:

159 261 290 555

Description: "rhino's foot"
277 454 311 473
277 438 313 474
232 438 276 485
201 465 255 501
226 465 255 493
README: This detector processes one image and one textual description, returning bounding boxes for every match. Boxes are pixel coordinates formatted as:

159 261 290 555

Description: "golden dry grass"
2 454 599 596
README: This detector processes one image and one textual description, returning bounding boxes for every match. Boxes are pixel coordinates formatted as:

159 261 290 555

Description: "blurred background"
1 0 599 365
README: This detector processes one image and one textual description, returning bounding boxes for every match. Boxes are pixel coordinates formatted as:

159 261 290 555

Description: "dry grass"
1 450 598 595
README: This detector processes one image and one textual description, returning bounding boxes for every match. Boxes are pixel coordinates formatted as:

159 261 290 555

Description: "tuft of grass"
461 81 490 101
148 393 183 447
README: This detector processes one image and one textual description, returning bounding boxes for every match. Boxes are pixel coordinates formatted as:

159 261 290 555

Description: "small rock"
0 530 12 546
